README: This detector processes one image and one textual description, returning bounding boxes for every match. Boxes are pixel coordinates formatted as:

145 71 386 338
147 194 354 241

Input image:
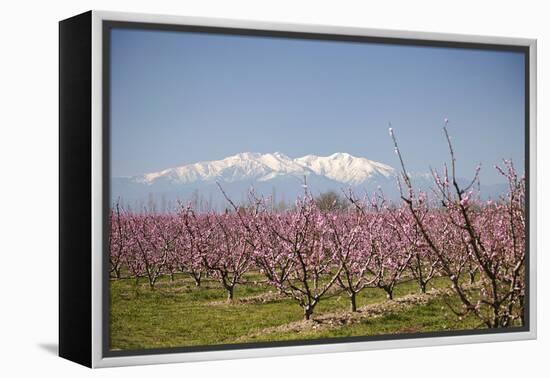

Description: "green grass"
110 273 483 351
239 296 481 343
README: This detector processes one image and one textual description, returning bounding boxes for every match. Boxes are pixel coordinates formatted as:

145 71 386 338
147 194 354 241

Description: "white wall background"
0 0 546 376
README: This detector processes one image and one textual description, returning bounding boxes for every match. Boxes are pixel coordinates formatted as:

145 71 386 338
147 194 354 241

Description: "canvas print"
107 27 527 352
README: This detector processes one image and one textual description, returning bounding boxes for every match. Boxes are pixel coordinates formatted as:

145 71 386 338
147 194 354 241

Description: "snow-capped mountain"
112 152 397 210
295 153 394 185
134 152 395 186
111 152 508 211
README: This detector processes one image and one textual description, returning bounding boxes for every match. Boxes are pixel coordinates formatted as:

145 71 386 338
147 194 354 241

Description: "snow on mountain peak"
136 152 395 186
295 152 394 185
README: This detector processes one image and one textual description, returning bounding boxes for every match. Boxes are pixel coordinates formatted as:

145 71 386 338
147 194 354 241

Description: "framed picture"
59 10 537 368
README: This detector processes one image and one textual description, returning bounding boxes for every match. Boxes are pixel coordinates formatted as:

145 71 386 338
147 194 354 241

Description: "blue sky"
110 28 525 185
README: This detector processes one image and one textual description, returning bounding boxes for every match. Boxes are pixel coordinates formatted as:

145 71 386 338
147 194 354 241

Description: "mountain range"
112 152 504 211
134 152 394 185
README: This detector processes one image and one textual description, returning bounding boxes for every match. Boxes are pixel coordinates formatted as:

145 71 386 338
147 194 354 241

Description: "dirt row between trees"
236 286 460 340
207 277 442 307
208 282 347 306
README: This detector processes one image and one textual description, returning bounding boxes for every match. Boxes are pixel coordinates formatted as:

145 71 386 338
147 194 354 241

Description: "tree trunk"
385 288 393 300
304 306 313 320
133 276 140 296
519 296 525 326
226 286 234 302
350 292 357 312
419 281 427 294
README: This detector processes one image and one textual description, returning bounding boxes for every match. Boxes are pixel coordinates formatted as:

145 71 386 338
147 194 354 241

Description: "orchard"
109 127 526 349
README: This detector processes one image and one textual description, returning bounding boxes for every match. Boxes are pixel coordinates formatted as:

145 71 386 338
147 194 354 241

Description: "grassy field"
109 273 483 351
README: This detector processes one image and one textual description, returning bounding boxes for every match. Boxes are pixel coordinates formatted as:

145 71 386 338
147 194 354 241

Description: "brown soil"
209 290 284 306
237 286 456 340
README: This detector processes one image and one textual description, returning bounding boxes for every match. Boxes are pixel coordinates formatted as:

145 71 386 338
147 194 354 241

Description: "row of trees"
109 127 525 327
